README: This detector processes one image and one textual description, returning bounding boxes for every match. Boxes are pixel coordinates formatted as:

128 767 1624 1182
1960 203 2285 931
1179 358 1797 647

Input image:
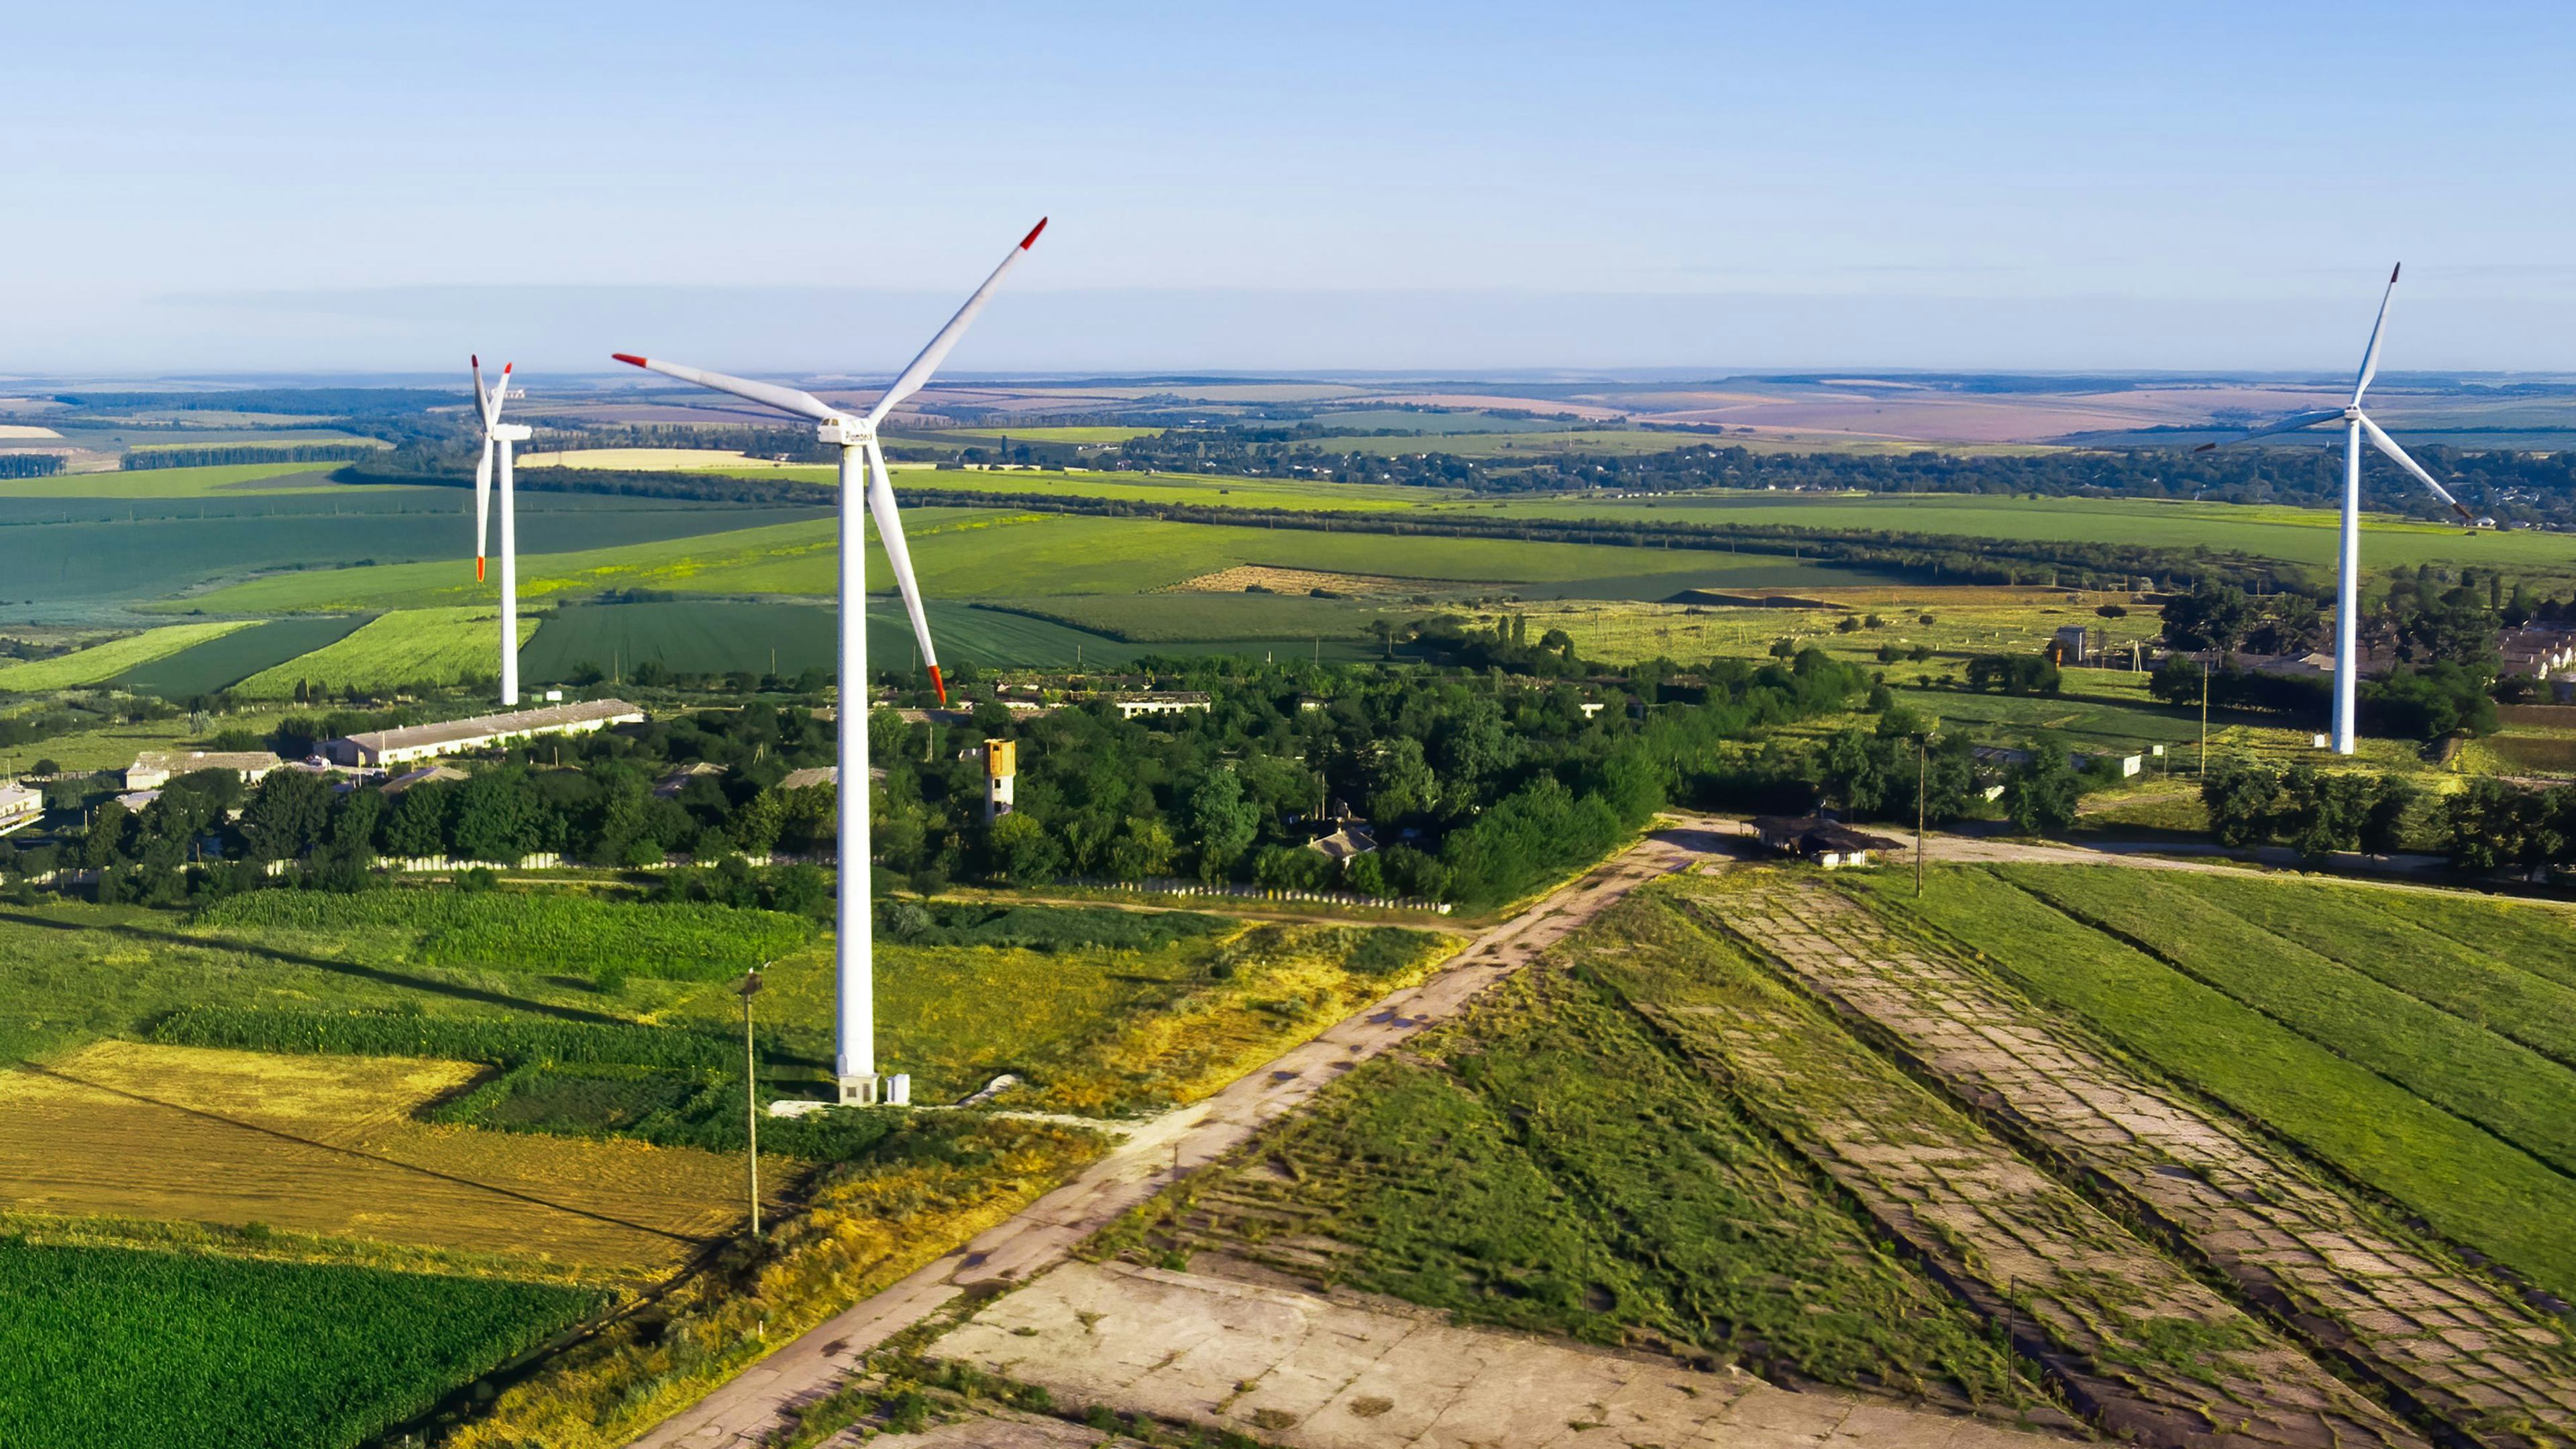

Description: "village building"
122 750 284 792
0 780 41 836
323 699 643 769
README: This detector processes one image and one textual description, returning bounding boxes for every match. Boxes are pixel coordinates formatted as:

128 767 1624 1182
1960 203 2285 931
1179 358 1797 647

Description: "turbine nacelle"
817 415 873 446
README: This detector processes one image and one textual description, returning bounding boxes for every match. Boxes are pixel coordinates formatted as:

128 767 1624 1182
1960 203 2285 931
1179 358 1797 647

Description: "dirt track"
631 820 1729 1448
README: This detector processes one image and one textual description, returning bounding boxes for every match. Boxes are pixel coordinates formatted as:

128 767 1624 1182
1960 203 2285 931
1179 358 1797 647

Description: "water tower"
984 739 1016 823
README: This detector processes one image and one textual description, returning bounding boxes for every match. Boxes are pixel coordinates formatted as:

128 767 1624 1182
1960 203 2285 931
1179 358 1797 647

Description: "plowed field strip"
1720 879 2576 1449
1623 887 2420 1449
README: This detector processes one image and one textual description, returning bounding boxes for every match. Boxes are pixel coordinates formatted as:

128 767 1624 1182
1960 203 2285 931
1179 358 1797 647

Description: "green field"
922 425 1167 445
523 598 841 679
113 614 373 696
881 466 1465 512
0 462 343 499
1856 866 2576 1296
0 621 255 692
182 510 1900 614
1 490 828 619
197 892 818 984
1489 492 2576 578
231 607 541 697
1108 924 2025 1399
0 1238 596 1449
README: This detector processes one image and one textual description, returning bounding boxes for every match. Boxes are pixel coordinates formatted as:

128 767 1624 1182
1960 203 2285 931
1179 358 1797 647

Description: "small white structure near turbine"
471 356 531 707
614 217 1048 1106
2198 264 2478 755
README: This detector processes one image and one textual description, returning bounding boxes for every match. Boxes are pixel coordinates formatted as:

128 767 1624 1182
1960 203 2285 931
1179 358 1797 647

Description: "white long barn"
325 699 643 767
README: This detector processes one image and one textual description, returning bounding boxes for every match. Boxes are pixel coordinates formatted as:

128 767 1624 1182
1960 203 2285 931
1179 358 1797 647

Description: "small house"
1305 822 1379 868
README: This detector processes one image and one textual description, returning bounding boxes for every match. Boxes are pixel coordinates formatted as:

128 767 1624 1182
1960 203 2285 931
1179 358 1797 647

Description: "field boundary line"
10 1059 712 1247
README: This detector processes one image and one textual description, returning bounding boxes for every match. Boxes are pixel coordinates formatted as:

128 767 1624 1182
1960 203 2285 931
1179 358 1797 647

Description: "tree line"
124 444 382 470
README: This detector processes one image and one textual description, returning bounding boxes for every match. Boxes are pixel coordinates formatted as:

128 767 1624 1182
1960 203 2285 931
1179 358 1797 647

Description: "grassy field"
0 461 342 499
181 510 1901 614
0 1040 764 1275
7 490 827 618
0 1238 597 1449
231 606 541 696
0 620 255 692
881 466 1465 512
987 592 1390 643
199 891 818 984
521 598 837 679
1106 938 2027 1401
111 613 372 696
1489 492 2576 578
1855 866 2576 1297
1468 589 2164 667
0 898 630 1064
661 909 1455 1111
1996 867 2576 1177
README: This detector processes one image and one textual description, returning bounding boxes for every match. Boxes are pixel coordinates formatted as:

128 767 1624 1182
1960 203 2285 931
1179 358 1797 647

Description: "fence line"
13 855 1454 914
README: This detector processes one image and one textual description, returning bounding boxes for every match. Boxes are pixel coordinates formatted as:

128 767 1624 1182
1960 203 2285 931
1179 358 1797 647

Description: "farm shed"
123 749 284 792
1748 815 1904 869
325 698 643 767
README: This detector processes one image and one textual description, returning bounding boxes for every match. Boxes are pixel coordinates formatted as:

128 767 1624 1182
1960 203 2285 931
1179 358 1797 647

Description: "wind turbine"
471 356 531 707
2196 264 2477 756
613 217 1046 1106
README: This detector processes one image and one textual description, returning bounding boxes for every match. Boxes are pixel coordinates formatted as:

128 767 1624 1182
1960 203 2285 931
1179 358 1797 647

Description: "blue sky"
6 1 2573 374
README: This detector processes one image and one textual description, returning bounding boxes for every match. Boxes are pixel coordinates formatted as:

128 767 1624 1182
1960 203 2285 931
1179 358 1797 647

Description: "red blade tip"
928 664 948 705
502 362 513 375
1018 217 1049 250
471 354 480 368
476 557 486 582
611 353 647 368
2391 262 2402 282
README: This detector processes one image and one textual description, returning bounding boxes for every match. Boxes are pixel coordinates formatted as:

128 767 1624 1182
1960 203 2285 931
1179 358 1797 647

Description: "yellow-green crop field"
1469 590 2166 667
0 621 256 692
0 462 344 499
231 606 541 696
0 1042 765 1280
176 511 1871 615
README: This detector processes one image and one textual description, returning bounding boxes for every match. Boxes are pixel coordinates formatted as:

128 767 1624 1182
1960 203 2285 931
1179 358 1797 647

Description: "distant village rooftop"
324 698 643 768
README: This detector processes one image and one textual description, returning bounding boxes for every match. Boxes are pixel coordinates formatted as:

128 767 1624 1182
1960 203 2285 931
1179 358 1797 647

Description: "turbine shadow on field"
0 910 633 1027
11 1059 708 1246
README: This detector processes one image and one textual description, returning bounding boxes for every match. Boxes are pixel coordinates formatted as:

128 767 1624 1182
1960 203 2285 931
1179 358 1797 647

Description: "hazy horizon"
9 2 2574 374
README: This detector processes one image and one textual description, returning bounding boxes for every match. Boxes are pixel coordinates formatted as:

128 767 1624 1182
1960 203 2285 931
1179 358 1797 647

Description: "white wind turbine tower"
471 356 532 706
614 217 1047 1106
2196 264 2479 756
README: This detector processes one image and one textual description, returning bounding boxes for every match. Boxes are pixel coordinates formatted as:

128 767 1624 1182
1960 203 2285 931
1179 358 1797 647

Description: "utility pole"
1915 720 1935 898
740 967 766 1239
2200 656 2211 779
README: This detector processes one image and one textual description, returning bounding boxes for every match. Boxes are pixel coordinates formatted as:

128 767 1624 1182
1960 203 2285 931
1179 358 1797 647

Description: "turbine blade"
492 361 514 421
474 438 494 581
2353 262 2400 406
2190 408 2344 451
864 437 945 703
610 353 838 423
471 354 494 429
2358 412 2475 522
863 217 1047 429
